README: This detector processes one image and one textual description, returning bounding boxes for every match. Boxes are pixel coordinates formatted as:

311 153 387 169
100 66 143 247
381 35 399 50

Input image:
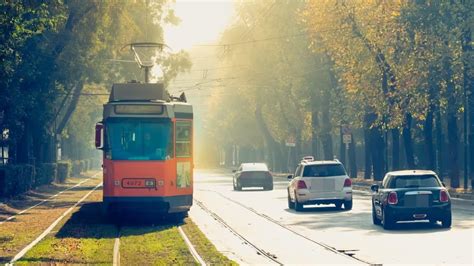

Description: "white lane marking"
8 182 103 264
113 233 120 266
178 226 207 266
0 172 101 226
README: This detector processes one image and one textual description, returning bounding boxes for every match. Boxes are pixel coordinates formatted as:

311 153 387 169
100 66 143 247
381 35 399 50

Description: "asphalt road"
190 169 474 265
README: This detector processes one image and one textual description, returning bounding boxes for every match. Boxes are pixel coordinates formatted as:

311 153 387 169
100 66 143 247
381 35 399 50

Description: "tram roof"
110 83 168 102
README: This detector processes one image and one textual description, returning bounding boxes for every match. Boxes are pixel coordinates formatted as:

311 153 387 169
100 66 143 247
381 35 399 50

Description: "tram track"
6 180 103 265
194 199 283 265
196 189 374 265
0 173 100 225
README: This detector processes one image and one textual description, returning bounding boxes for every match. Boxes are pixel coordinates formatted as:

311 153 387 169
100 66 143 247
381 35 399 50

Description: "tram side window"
176 121 192 158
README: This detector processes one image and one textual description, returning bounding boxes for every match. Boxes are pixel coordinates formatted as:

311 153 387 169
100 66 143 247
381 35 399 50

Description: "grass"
120 225 197 265
16 191 116 265
0 175 102 263
181 218 238 266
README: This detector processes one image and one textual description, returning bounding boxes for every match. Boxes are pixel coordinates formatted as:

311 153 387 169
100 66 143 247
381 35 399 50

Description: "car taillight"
388 192 398 205
297 180 307 189
440 189 449 202
344 178 352 187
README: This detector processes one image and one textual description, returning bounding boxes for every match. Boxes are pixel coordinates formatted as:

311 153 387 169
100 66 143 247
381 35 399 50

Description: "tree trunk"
371 126 385 181
447 112 460 188
403 113 415 168
311 94 319 159
340 126 346 165
391 128 400 170
364 115 372 179
462 25 473 188
349 132 357 178
435 109 445 179
16 122 33 164
424 110 436 170
321 91 333 160
255 105 282 171
445 56 460 188
56 80 84 135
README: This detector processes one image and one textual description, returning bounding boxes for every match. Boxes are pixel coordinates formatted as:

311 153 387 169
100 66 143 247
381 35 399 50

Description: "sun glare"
164 0 235 51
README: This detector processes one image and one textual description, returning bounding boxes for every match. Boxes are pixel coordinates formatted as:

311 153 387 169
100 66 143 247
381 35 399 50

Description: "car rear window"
302 164 346 177
242 163 269 171
388 175 441 188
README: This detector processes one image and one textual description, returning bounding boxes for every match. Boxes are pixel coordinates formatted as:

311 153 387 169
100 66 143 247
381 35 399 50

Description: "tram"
95 43 193 217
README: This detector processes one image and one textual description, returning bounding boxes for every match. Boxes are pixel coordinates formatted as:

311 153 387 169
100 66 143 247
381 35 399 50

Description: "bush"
84 159 90 171
71 160 82 176
0 164 35 198
35 163 57 187
57 161 72 183
80 160 86 173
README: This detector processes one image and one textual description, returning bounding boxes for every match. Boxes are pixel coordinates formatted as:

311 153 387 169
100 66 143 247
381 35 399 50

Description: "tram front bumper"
103 195 192 214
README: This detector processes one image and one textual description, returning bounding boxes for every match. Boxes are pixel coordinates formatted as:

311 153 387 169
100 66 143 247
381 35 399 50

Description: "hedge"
57 161 72 183
0 164 35 198
35 163 57 187
0 158 96 198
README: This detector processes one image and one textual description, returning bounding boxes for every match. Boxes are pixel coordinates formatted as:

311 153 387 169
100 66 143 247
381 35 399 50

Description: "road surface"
190 169 474 265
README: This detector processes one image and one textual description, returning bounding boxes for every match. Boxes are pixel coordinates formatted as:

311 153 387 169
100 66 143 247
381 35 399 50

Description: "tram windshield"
106 118 173 160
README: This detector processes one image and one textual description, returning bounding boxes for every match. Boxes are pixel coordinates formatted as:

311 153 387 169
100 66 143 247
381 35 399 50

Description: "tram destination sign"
115 104 164 115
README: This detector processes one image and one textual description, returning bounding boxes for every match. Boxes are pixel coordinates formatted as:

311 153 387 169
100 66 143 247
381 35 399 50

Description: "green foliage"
0 164 35 198
36 163 58 187
1 0 191 165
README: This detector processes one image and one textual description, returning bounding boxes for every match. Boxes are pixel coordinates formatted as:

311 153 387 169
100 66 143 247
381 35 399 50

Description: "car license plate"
122 178 155 188
405 194 429 207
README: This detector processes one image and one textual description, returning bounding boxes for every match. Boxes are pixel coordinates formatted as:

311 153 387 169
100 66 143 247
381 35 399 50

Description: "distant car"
233 163 273 191
287 157 352 211
371 170 452 230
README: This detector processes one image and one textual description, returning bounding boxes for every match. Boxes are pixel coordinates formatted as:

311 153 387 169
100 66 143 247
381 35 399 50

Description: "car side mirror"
287 175 293 179
371 184 379 192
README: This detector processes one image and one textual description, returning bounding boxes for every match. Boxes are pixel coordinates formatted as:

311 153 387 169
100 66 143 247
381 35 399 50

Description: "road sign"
343 134 352 144
342 125 351 135
285 142 296 147
286 136 296 147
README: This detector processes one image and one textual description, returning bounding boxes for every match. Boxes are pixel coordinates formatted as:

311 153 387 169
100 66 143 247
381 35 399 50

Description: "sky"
163 0 236 51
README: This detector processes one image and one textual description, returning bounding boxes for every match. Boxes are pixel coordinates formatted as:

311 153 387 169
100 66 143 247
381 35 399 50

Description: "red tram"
95 82 193 217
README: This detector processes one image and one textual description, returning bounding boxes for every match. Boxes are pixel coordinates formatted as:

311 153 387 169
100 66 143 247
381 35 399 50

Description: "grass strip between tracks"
119 224 198 265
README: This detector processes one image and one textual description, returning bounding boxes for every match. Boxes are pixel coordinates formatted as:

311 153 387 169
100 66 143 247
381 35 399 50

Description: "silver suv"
287 157 353 211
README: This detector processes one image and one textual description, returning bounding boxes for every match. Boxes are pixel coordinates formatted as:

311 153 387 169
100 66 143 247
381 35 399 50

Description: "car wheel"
372 203 381 225
344 199 353 210
287 191 295 209
334 202 342 209
295 193 304 211
441 212 452 228
382 208 395 230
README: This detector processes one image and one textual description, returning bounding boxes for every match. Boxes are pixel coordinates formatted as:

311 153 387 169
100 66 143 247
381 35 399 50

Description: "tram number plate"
122 178 155 188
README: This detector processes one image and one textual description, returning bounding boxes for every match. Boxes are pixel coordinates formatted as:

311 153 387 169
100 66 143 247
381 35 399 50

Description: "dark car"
371 170 451 230
233 163 273 191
